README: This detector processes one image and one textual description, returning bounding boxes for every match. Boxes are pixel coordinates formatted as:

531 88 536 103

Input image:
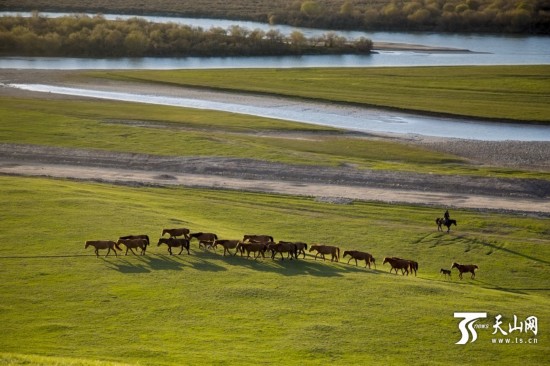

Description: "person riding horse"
444 210 450 224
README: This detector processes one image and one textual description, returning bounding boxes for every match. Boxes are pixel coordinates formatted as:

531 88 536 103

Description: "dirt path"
1 143 549 214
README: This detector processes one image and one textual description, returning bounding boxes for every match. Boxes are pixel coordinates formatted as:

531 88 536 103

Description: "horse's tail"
336 247 340 261
114 242 122 251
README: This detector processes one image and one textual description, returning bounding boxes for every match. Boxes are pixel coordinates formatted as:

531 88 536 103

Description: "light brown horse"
243 234 274 244
162 228 190 239
116 238 147 256
309 244 340 262
343 250 376 268
451 262 478 279
383 257 410 275
268 242 298 260
85 240 121 257
212 240 241 256
157 238 190 255
236 242 268 259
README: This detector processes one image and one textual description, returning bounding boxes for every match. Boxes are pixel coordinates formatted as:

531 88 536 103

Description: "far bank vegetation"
0 13 373 57
2 0 549 34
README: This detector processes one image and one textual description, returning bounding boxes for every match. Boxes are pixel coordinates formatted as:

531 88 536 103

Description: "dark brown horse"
212 239 241 256
267 242 298 260
436 218 457 233
119 235 150 251
157 238 190 255
452 262 478 279
309 244 340 262
343 250 376 268
236 242 268 259
162 228 190 239
390 257 418 276
116 238 147 256
242 234 274 244
85 240 121 257
189 232 218 249
383 257 410 275
440 268 452 279
278 241 308 259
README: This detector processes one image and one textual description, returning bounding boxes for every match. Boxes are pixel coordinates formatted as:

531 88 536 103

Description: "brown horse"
243 234 274 244
162 228 190 239
119 234 150 245
157 238 190 255
452 262 478 279
309 244 340 262
436 218 457 233
119 235 149 252
343 250 376 268
267 242 298 260
212 240 241 256
85 240 121 257
278 241 308 259
383 257 410 275
189 232 218 250
390 257 418 276
116 238 147 256
236 242 268 259
440 268 452 279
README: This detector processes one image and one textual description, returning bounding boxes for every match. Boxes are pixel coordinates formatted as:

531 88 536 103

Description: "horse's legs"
94 248 99 257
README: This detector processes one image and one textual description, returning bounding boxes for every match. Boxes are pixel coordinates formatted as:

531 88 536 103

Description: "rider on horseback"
444 209 450 224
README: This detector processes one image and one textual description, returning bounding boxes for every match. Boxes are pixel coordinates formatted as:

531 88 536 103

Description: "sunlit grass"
0 175 548 365
93 65 550 123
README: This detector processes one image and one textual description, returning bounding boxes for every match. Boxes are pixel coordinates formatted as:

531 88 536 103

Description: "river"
1 12 549 141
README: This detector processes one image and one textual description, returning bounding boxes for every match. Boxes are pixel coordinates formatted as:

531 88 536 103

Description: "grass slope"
92 66 550 123
0 176 548 365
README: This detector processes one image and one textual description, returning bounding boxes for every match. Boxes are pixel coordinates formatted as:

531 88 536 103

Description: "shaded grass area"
93 65 550 123
0 175 549 365
2 96 549 180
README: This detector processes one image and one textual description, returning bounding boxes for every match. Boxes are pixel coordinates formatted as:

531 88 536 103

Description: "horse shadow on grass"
227 253 379 277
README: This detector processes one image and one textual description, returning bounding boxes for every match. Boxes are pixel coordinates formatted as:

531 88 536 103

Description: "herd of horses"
85 218 478 280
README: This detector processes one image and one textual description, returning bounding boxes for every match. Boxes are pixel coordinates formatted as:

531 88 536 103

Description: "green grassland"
1 64 549 364
0 175 549 365
90 66 550 123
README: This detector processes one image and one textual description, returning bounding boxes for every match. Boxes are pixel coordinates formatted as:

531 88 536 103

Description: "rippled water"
7 83 550 141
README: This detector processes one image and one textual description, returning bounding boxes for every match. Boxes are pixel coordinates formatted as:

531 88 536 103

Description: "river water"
1 12 549 140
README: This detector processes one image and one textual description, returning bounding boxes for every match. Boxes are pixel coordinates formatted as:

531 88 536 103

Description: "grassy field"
0 175 549 365
1 64 549 364
90 66 550 123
